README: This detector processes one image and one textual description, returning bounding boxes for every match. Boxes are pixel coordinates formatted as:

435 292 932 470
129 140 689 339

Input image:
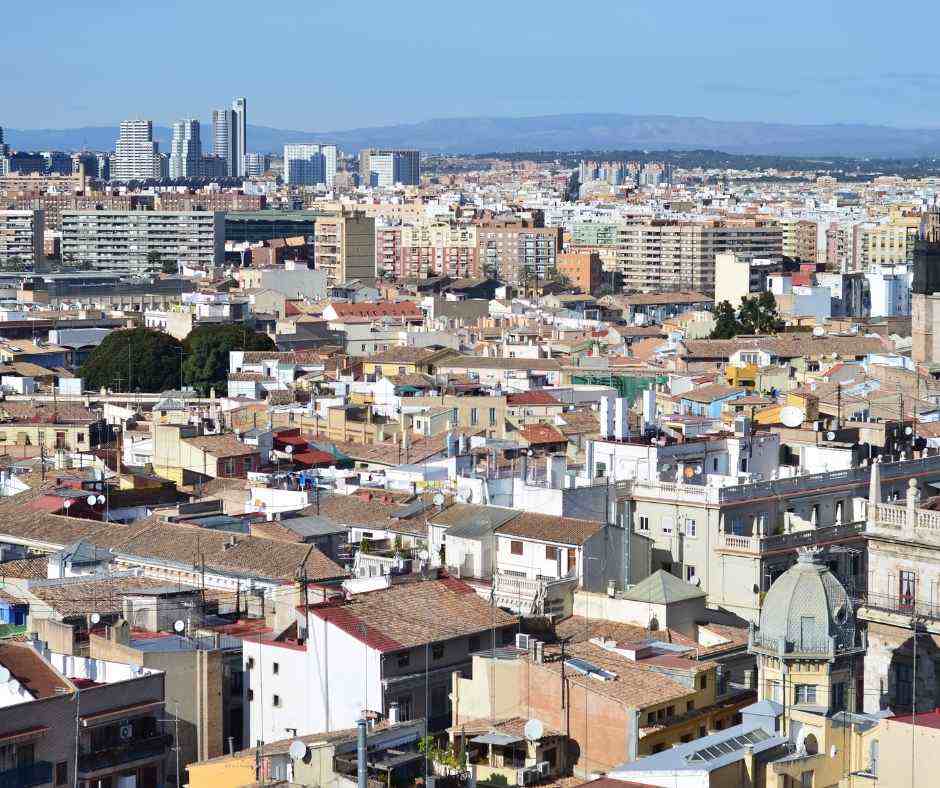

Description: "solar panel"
685 728 772 763
565 657 617 681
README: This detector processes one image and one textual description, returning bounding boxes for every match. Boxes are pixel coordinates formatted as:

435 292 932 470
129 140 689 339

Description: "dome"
754 548 857 656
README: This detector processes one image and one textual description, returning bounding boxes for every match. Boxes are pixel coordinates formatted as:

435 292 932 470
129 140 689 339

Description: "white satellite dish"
0 667 9 683
288 739 308 760
812 326 826 337
285 445 294 454
694 465 702 474
905 426 913 436
779 406 806 428
418 549 429 561
433 492 445 507
97 495 106 505
826 431 836 441
173 620 185 634
86 495 97 507
90 613 101 625
523 718 545 742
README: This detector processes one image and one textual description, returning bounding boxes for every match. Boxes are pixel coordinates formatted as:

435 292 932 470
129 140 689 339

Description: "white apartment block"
0 209 44 268
111 119 161 180
61 210 225 273
284 143 337 187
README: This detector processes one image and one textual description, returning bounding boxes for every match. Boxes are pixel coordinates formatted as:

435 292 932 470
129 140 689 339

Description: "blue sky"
5 0 940 130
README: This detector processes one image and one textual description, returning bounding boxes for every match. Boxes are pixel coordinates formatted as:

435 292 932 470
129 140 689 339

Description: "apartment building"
60 210 225 273
615 219 782 294
359 148 420 187
375 224 401 277
0 209 44 268
111 119 161 180
400 221 479 279
313 211 375 286
476 220 561 284
555 250 603 294
284 143 337 187
855 223 910 269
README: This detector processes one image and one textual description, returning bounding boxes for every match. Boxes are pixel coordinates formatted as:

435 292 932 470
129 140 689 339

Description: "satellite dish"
812 326 826 337
285 445 294 454
90 613 101 625
780 406 806 428
418 549 429 561
63 499 73 509
0 667 9 683
289 739 308 760
86 495 97 507
826 431 836 441
173 620 185 634
97 495 106 505
433 492 445 507
694 465 702 474
905 426 913 436
523 719 544 742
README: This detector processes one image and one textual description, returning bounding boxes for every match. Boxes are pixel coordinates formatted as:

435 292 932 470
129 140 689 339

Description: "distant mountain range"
6 113 940 157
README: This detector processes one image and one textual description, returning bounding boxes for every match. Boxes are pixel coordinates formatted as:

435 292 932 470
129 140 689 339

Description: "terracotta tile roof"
0 557 48 580
558 410 600 436
679 384 746 404
496 512 605 546
0 402 97 423
184 435 259 457
680 335 887 360
517 424 567 445
29 575 200 617
0 642 72 699
306 576 516 652
616 291 711 306
328 301 423 319
366 347 441 364
507 390 561 406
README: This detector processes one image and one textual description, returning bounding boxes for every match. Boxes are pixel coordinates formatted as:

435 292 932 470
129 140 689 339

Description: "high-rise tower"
232 97 247 177
912 208 940 365
212 109 235 177
169 119 201 179
111 119 160 180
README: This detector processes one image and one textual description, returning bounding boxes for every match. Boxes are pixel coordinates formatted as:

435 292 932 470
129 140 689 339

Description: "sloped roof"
620 570 706 604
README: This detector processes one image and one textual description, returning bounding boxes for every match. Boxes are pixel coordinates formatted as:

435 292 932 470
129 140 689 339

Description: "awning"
81 700 163 727
470 732 524 746
0 725 48 746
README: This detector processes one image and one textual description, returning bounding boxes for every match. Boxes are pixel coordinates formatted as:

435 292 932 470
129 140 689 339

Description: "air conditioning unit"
515 633 531 651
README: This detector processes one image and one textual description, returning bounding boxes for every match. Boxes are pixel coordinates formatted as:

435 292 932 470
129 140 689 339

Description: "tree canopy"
182 323 275 395
80 328 183 393
710 292 781 339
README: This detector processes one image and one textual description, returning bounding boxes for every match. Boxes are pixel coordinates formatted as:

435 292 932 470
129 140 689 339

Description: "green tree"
146 250 162 271
80 328 183 393
182 323 275 395
710 300 741 339
161 257 178 275
737 292 780 334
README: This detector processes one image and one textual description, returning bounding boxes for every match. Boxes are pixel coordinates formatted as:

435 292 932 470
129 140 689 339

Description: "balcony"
78 733 172 775
716 521 865 555
856 591 940 623
0 761 53 788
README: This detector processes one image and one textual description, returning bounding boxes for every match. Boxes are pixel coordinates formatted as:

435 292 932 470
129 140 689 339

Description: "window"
895 663 913 706
489 408 497 426
432 643 444 660
686 565 697 583
712 457 719 471
868 739 879 777
698 674 707 690
794 684 817 705
687 700 695 712
685 518 697 537
470 408 478 426
662 517 674 535
247 689 254 701
699 726 706 738
273 694 281 707
639 516 650 532
397 652 411 668
510 540 524 556
800 771 813 788
899 570 917 610
595 461 607 478
55 762 68 786
469 635 481 652
832 682 846 712
545 545 558 561
666 705 675 718
246 657 255 669
272 662 279 675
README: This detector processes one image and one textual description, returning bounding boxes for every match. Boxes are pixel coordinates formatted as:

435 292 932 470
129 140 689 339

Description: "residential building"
168 118 201 179
152 424 261 485
555 251 603 294
400 222 479 279
244 152 270 177
0 209 44 269
284 143 337 187
314 211 375 286
212 108 236 177
476 219 561 284
615 219 782 294
61 210 225 273
232 96 247 177
111 119 161 180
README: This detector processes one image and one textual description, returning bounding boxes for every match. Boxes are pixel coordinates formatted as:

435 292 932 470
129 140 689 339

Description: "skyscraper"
232 97 247 177
111 119 161 180
359 148 420 187
283 144 337 187
169 119 201 179
212 109 235 177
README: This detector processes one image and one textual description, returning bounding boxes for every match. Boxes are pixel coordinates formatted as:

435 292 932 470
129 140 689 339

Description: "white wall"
243 637 311 744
